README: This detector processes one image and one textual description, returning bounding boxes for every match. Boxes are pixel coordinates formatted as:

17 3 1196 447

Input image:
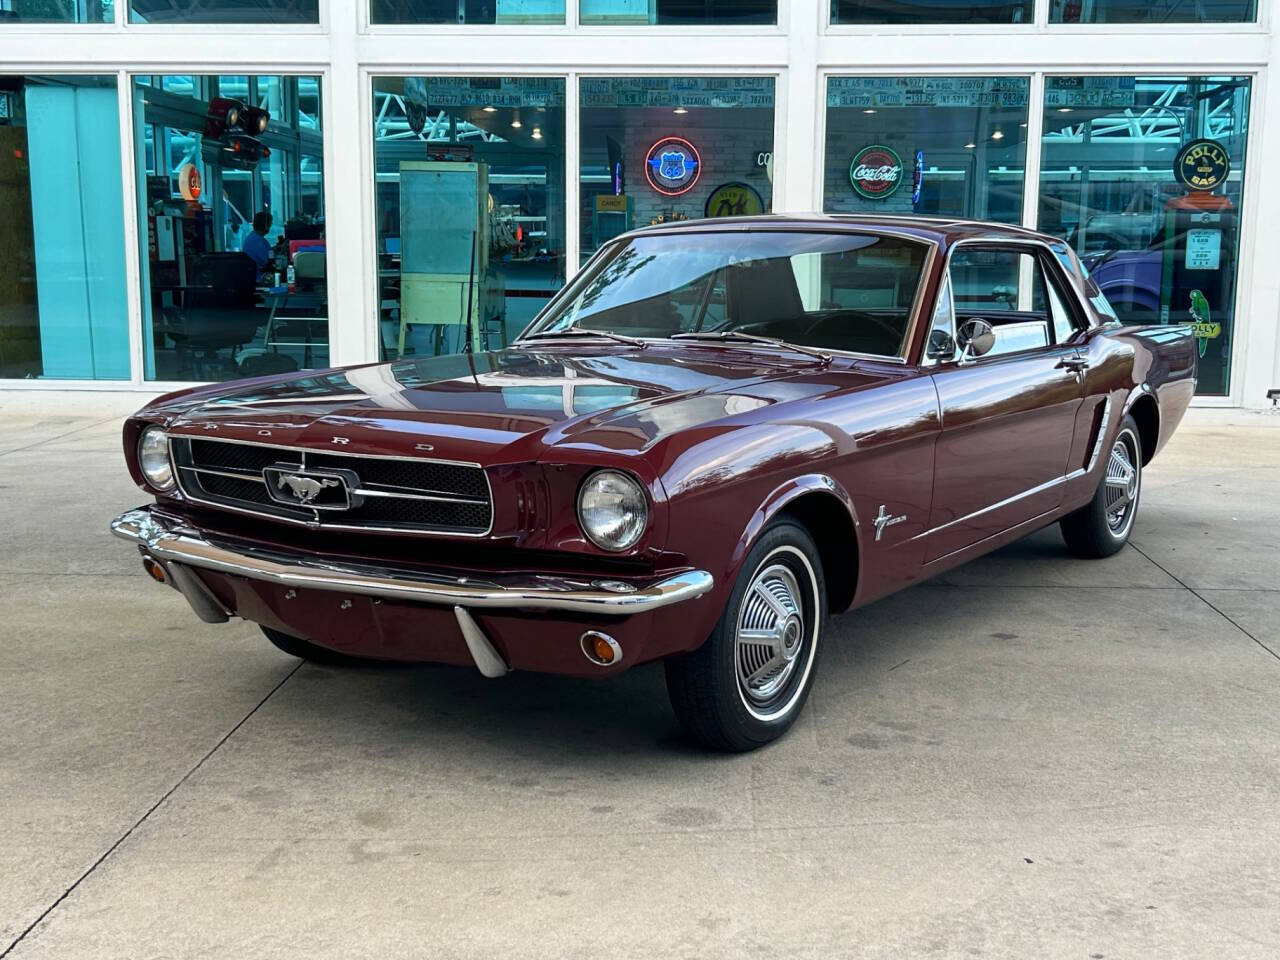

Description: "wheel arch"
730 474 861 615
1124 389 1160 465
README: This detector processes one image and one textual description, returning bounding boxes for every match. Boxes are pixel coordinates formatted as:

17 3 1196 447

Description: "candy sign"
849 145 903 200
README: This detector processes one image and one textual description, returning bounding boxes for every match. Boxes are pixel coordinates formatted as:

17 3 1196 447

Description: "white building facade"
1 0 1277 406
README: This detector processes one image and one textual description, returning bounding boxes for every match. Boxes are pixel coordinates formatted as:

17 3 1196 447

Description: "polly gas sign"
1173 139 1230 192
849 144 903 200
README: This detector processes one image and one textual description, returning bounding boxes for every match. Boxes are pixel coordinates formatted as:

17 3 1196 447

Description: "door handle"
1057 355 1089 372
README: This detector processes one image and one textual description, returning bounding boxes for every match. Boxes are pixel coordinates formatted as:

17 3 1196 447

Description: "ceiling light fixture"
531 127 542 139
862 109 876 114
511 119 522 129
991 129 1004 140
673 107 688 115
964 142 976 149
483 105 496 113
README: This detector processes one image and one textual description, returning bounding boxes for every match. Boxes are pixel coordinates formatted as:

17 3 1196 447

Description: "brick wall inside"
580 106 774 250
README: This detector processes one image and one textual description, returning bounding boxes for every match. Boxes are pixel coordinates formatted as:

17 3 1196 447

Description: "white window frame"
0 0 1274 407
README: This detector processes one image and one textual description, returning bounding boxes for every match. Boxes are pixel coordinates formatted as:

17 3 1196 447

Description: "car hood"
151 345 868 466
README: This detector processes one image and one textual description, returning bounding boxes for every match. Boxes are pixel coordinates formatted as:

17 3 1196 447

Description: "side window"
950 248 1046 315
946 246 1052 359
1042 264 1081 345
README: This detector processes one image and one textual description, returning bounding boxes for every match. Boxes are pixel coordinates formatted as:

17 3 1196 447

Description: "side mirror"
957 318 996 361
926 328 956 361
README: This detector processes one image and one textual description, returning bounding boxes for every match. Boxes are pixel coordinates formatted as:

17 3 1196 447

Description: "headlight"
138 426 175 492
577 470 649 552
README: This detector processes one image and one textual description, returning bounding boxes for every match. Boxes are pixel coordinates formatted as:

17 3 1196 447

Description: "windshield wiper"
523 327 647 348
670 331 831 364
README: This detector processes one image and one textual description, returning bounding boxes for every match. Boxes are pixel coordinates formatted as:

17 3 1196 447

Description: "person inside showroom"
243 210 276 281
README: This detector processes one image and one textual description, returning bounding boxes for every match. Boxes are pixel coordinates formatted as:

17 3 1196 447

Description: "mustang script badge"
873 504 906 542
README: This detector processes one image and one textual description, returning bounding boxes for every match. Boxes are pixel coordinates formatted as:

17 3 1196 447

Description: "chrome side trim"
916 469 1085 540
1086 397 1113 474
110 507 714 615
455 607 509 678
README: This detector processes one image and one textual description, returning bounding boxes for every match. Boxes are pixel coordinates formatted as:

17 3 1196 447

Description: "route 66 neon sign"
645 136 701 196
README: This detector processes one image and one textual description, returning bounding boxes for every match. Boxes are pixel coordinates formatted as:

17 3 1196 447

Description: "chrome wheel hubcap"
1104 434 1139 534
736 563 805 704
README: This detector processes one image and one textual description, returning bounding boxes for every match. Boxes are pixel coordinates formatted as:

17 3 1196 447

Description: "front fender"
727 473 864 613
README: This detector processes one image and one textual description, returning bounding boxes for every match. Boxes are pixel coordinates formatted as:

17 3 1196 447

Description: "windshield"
525 230 932 358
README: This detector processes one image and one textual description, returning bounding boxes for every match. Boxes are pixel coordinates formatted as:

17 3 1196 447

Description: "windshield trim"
516 227 940 365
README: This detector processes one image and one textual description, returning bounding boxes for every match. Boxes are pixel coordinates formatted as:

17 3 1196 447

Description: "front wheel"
665 519 826 752
1060 414 1143 558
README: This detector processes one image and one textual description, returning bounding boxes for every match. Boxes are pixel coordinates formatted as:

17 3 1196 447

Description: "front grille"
171 437 493 535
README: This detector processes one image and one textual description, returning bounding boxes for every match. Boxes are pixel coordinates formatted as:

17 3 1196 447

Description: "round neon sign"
645 136 701 196
849 144 903 201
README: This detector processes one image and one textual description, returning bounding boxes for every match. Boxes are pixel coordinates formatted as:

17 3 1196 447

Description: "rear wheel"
1060 414 1143 558
260 626 376 666
665 520 826 752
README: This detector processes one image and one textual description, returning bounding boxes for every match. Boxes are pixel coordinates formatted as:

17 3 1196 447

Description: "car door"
924 242 1086 562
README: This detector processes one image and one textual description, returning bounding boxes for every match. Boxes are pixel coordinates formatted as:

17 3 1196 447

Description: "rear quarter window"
1051 240 1116 323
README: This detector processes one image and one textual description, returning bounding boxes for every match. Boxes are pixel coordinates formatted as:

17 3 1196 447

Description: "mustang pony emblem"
276 474 340 504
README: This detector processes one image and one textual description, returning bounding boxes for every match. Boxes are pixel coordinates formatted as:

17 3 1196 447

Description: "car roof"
621 213 1054 247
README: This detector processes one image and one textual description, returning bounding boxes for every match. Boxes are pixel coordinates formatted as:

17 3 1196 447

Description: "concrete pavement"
1 392 1277 959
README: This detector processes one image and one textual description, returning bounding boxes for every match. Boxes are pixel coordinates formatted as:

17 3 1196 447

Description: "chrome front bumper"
110 507 714 617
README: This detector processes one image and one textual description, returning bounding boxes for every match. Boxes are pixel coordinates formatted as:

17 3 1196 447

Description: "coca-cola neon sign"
849 144 903 201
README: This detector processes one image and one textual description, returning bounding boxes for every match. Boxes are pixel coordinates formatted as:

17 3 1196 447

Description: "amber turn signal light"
142 556 167 584
580 631 623 667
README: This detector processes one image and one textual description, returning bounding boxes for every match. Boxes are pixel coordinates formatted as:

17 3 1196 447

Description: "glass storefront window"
581 0 773 25
372 77 567 361
0 0 112 21
298 78 321 132
130 0 317 23
1049 0 1255 24
831 0 1029 24
1037 75 1250 396
579 76 776 259
134 74 327 382
0 75 129 380
370 0 564 24
823 76 1029 223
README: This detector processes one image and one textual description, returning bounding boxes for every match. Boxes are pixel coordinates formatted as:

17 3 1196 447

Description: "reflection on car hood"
153 345 883 464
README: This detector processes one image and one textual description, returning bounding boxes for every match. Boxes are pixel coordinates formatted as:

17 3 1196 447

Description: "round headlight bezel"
576 469 650 553
138 426 176 492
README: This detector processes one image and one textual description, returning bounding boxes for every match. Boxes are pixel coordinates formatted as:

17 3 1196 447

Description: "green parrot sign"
1188 289 1221 359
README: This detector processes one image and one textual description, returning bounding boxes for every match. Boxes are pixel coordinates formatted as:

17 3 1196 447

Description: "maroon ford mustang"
112 216 1196 751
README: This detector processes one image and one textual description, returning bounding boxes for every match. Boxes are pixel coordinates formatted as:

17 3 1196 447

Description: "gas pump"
1160 138 1236 395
